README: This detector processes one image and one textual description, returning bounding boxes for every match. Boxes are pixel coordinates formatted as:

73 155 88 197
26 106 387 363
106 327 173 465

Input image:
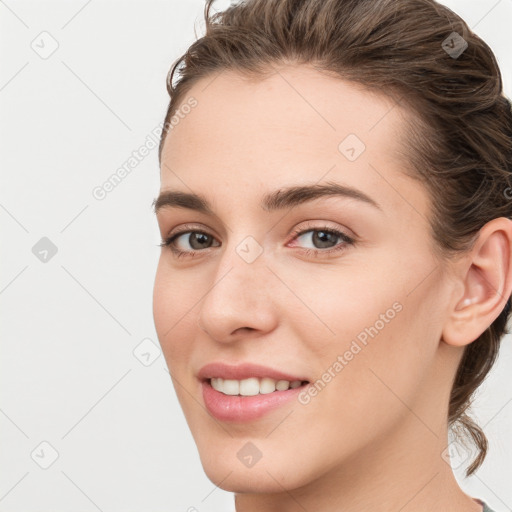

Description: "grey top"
481 501 496 512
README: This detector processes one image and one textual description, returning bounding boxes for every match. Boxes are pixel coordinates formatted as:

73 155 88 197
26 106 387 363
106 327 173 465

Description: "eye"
159 228 220 257
289 225 355 256
293 228 348 249
159 223 356 259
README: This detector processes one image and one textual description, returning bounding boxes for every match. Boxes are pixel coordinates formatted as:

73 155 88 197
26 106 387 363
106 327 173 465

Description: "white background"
1 1 511 511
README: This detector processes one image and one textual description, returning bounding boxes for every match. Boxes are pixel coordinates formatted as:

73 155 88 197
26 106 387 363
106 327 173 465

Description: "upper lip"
198 362 309 382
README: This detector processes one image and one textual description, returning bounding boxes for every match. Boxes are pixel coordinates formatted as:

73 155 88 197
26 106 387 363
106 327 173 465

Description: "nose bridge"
197 233 276 339
217 232 269 292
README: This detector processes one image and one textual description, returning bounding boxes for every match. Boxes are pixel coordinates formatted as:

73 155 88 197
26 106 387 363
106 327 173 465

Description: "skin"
153 64 512 512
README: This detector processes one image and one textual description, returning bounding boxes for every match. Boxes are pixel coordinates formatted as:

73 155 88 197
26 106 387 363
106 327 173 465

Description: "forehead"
163 65 404 159
160 65 429 219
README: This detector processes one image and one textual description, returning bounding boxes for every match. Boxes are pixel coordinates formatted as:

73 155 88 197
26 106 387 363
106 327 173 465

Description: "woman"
152 0 512 510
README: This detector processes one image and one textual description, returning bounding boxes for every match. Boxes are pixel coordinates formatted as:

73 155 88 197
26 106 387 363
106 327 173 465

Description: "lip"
197 362 308 382
197 362 310 423
201 379 309 422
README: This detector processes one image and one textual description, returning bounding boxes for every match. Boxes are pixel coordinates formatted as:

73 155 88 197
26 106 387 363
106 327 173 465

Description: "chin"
200 459 309 494
194 437 323 494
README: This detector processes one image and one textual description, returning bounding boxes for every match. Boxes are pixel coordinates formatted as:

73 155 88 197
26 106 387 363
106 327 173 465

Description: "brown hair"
158 0 512 475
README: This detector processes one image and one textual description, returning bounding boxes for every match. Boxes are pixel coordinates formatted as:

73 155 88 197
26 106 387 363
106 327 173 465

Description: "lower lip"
201 380 309 422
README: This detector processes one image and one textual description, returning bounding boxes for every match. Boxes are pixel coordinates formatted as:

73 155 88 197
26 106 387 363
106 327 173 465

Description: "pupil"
313 230 336 248
190 233 211 249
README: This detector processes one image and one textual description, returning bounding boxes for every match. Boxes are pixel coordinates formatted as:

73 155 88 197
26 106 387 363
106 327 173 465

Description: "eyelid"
166 222 217 239
163 220 354 244
288 220 357 241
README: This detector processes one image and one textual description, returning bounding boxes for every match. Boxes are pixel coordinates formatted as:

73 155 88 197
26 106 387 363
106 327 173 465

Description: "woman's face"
153 65 458 492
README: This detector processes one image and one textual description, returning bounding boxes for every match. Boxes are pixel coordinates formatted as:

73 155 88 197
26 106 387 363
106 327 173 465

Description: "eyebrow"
152 181 382 215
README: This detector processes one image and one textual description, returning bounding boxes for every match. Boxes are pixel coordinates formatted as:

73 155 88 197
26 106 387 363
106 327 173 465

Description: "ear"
442 217 512 347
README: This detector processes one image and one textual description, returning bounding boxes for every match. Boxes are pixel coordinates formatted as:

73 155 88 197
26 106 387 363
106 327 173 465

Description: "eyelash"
158 223 356 259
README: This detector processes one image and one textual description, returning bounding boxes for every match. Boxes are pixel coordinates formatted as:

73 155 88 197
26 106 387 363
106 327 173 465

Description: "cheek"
152 262 172 339
152 260 196 366
294 251 440 419
290 307 430 469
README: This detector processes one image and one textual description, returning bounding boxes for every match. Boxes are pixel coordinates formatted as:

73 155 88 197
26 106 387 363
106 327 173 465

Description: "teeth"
260 377 276 394
222 379 239 395
210 377 305 396
239 377 259 396
276 380 290 391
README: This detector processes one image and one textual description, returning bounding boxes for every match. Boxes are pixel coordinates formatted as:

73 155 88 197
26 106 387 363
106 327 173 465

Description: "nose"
197 238 279 343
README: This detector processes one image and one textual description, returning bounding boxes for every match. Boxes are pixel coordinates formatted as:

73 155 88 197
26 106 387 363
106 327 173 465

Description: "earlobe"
441 217 512 348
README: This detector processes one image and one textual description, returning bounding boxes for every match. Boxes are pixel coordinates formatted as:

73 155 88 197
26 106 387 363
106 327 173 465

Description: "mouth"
197 362 311 421
201 377 311 423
